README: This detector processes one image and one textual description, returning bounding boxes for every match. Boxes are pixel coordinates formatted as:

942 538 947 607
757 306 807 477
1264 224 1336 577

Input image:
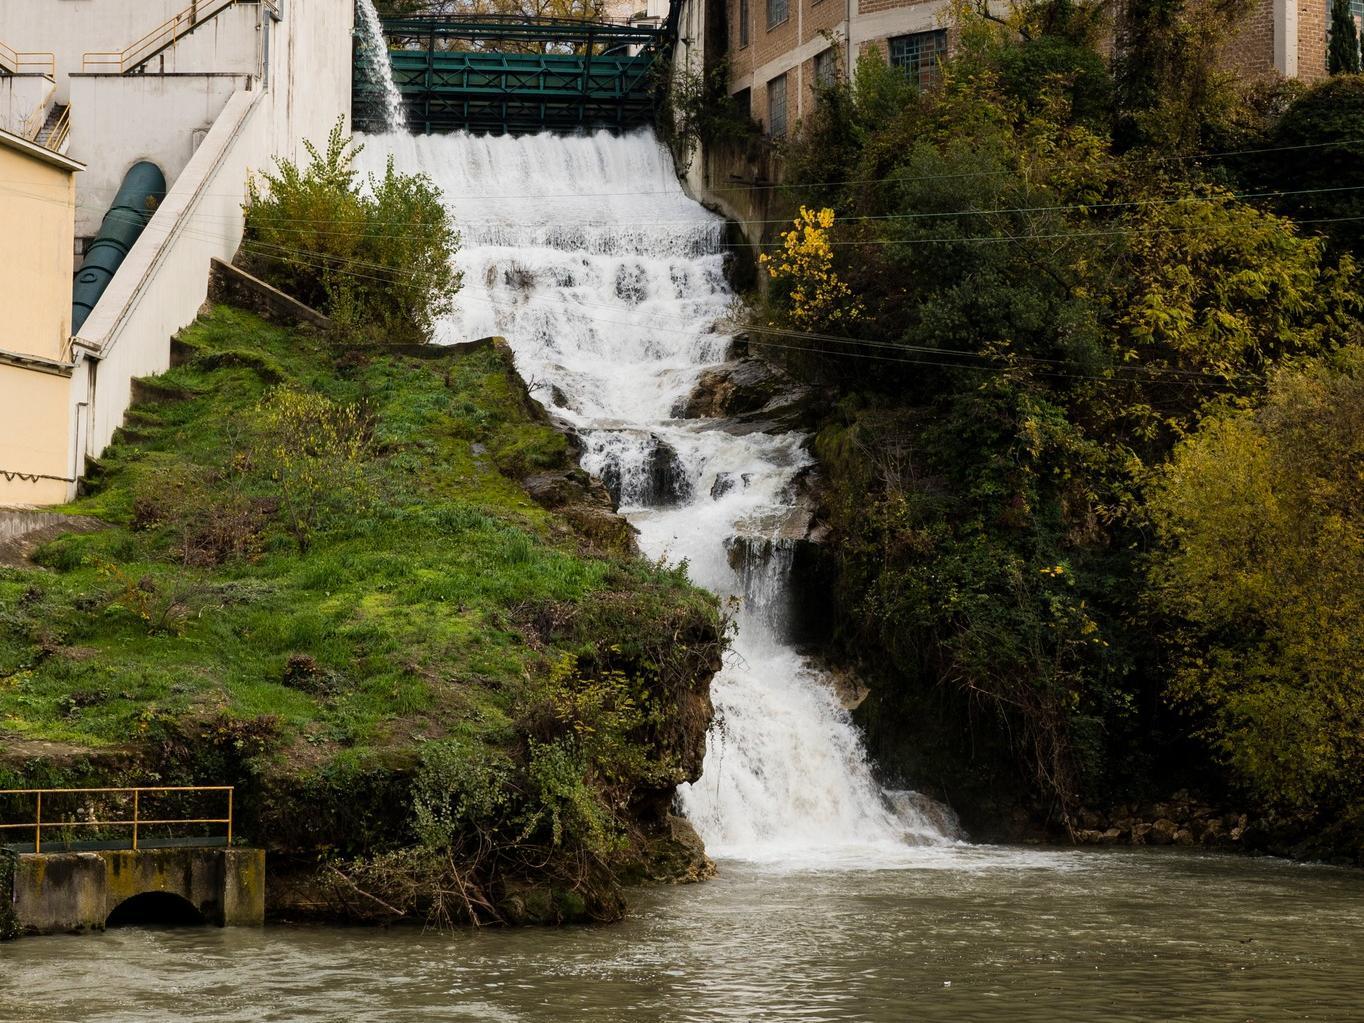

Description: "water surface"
4 848 1361 1022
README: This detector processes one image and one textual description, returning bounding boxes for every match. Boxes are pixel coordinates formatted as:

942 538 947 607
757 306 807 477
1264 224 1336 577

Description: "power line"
59 178 1364 236
223 236 1260 389
11 130 1364 203
235 232 1229 381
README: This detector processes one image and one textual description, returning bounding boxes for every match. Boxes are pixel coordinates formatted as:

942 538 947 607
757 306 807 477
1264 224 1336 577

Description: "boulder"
597 435 692 508
679 359 784 419
1148 818 1180 846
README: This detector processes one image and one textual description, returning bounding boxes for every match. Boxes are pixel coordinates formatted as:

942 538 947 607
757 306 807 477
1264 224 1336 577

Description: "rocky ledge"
673 353 823 434
1070 792 1252 848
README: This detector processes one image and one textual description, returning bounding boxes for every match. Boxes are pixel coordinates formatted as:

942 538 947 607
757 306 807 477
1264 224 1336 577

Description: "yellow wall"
0 141 76 362
0 361 71 506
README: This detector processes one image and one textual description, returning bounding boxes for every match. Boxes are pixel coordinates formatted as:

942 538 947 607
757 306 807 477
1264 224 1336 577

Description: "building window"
739 0 750 48
814 47 837 88
888 29 947 88
733 87 752 120
767 0 788 30
767 73 788 137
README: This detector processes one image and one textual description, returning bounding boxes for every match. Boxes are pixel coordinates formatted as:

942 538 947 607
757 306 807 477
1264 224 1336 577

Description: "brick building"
724 0 1337 137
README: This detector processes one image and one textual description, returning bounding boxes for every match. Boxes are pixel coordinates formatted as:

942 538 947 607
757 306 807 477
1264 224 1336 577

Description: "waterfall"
354 0 406 133
360 129 958 864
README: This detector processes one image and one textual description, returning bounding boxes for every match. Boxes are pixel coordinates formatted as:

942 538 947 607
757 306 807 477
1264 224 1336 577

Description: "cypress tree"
1328 0 1361 74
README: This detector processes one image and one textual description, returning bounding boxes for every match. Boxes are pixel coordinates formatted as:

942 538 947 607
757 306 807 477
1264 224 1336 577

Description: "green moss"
0 306 721 870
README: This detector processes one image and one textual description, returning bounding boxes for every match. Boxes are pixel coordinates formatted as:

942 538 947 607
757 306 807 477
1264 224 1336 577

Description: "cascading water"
361 129 959 864
354 0 407 133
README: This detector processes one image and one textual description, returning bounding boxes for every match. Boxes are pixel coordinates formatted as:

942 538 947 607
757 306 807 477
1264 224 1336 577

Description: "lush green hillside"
0 305 723 922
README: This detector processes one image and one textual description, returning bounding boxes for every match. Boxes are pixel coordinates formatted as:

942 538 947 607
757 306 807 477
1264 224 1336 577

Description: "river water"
4 850 1364 1021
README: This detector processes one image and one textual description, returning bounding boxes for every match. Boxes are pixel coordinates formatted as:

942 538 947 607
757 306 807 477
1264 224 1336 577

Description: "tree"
1148 350 1364 825
1328 0 1361 74
1112 0 1249 151
1261 75 1364 257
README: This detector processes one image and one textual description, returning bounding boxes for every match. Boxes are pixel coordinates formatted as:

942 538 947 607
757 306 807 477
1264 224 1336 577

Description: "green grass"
0 306 718 782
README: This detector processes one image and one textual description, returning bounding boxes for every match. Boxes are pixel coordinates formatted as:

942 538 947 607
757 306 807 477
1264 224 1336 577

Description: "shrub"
1148 349 1364 823
244 118 461 344
132 463 272 567
252 386 373 551
759 206 863 330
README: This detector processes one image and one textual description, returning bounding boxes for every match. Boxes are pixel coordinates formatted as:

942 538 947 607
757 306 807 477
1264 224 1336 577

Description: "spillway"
361 129 957 863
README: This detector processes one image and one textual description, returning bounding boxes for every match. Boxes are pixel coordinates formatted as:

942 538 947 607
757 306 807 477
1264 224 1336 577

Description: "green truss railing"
353 10 676 135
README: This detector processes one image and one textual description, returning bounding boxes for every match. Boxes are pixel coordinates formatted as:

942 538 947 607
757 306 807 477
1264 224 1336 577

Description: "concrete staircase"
33 102 69 151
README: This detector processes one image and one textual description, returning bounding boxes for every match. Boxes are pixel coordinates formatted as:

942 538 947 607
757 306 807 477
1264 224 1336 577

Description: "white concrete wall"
69 0 354 467
73 89 264 455
0 76 55 138
0 0 260 101
68 73 249 236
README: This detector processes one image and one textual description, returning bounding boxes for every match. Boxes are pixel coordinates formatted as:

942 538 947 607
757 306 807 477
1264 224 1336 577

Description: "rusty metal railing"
43 103 71 151
0 41 56 77
0 786 233 854
82 0 244 73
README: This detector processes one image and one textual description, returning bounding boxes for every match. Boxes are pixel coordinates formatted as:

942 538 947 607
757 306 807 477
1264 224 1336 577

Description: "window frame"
739 0 750 48
887 28 948 89
767 72 788 138
814 46 837 89
766 0 789 31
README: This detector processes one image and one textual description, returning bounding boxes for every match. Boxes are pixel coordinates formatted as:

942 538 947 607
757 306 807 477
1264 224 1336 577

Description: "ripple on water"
3 850 1363 1023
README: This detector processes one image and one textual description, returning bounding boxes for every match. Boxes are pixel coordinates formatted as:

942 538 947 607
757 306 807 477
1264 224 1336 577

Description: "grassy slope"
0 307 719 865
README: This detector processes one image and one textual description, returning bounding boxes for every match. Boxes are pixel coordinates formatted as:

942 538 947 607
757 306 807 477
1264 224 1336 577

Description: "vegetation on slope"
0 306 722 922
756 0 1364 854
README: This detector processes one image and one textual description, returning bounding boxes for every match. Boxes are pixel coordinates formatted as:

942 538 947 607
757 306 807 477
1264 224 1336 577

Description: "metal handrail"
0 785 234 854
82 0 244 73
0 41 56 77
44 103 71 151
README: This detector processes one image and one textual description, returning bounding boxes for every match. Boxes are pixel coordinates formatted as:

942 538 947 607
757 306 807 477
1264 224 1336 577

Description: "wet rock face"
679 359 786 419
633 814 717 885
615 263 648 306
710 472 752 500
598 435 693 508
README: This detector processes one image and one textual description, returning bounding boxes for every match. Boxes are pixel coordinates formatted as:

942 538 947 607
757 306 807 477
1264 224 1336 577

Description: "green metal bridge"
353 11 677 136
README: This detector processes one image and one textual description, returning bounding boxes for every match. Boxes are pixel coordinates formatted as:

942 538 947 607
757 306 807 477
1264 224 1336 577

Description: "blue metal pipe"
71 161 167 334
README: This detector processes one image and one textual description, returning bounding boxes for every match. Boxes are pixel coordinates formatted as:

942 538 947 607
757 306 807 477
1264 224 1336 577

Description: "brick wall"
1298 0 1328 80
1223 0 1278 80
857 0 937 13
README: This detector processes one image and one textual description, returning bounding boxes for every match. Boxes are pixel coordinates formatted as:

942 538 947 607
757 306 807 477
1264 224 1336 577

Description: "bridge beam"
7 847 264 936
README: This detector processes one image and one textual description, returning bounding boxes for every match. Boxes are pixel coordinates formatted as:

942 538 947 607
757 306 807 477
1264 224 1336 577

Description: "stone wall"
208 258 332 330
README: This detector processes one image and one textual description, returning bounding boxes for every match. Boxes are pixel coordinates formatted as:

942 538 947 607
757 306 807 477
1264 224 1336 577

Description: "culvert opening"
106 891 206 929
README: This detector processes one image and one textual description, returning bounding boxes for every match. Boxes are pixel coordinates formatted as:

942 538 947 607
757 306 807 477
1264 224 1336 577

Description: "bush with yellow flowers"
759 206 864 330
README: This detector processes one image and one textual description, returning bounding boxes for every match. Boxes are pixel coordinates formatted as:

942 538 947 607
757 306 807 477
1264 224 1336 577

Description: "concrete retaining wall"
9 847 265 935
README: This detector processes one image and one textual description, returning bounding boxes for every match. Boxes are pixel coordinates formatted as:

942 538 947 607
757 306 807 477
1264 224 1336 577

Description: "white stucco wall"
68 73 249 236
0 75 55 138
0 0 260 101
69 0 354 465
74 89 266 455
